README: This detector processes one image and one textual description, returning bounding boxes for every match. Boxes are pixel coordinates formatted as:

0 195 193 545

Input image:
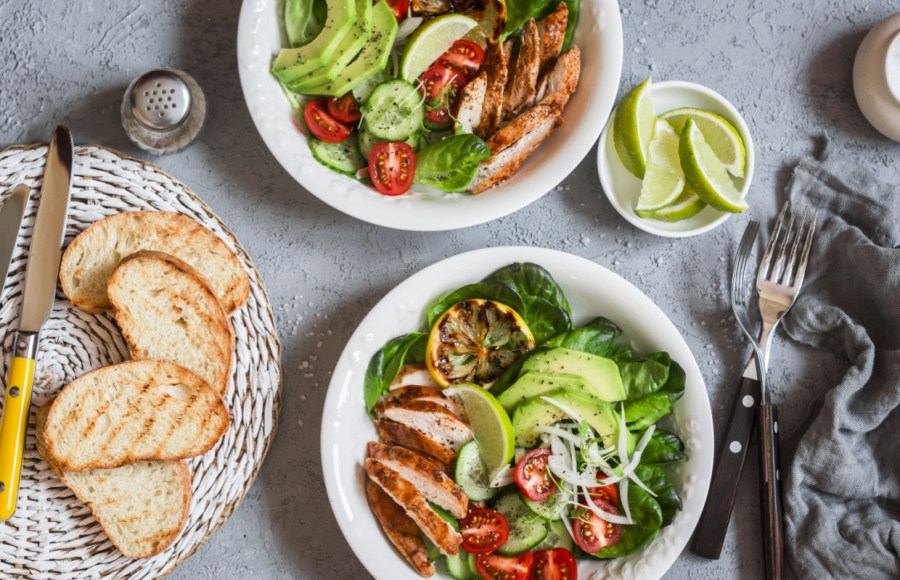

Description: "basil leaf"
363 332 427 414
414 134 490 192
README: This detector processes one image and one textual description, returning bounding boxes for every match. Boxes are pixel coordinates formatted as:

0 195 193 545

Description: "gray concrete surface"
1 0 898 577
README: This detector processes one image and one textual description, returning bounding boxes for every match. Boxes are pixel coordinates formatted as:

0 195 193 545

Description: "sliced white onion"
394 16 424 44
490 464 515 488
541 396 583 424
535 425 582 445
620 477 632 524
582 492 634 525
617 402 629 466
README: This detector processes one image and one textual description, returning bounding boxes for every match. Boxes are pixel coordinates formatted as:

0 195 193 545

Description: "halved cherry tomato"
476 552 534 580
326 93 361 124
368 141 415 196
438 39 486 79
515 448 558 502
386 0 408 21
571 501 622 554
459 507 509 554
532 547 577 580
586 475 618 506
418 64 466 125
303 99 351 143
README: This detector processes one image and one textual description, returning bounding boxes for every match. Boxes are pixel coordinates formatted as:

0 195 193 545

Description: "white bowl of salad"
237 0 623 230
322 247 714 578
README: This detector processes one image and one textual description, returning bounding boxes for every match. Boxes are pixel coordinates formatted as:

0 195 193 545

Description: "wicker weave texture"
0 144 282 579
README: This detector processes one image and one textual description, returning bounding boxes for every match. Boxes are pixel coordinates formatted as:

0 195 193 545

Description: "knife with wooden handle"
0 126 73 521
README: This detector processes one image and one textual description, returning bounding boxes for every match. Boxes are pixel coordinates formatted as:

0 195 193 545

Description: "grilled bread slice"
43 360 230 472
35 401 191 559
60 211 250 315
108 251 234 395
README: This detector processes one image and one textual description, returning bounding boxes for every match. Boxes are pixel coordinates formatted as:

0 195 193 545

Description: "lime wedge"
679 120 749 213
445 383 515 479
638 185 707 222
401 14 478 82
661 107 746 177
613 76 656 179
635 120 685 213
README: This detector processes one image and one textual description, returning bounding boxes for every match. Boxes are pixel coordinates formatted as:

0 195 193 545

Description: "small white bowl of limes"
597 78 754 237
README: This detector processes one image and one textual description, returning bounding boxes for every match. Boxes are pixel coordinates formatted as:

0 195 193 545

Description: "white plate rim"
321 246 714 579
236 0 624 231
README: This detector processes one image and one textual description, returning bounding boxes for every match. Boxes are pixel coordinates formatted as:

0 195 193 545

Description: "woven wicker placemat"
0 144 282 579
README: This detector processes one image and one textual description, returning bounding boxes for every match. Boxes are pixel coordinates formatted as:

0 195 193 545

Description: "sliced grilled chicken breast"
375 399 474 451
455 71 488 134
375 420 458 467
504 19 541 118
410 0 451 15
366 478 435 577
383 385 464 417
475 40 511 138
365 458 462 556
536 46 581 110
488 103 560 155
368 442 468 519
536 3 568 71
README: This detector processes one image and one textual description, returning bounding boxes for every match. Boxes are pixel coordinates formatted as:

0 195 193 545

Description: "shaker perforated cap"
129 70 192 131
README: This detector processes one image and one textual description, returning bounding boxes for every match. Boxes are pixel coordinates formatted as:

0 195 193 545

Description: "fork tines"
758 202 818 289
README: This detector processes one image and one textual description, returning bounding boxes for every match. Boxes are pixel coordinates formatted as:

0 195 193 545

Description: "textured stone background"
1 0 898 577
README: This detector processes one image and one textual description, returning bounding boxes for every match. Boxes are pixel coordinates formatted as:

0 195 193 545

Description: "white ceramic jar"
853 13 900 142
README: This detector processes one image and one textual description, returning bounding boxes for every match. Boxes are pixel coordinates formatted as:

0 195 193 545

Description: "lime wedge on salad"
445 383 515 480
661 107 746 177
613 76 655 179
635 120 685 214
401 14 478 82
679 119 749 213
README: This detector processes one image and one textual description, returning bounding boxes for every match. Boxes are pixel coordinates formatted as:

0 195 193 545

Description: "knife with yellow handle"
0 126 73 521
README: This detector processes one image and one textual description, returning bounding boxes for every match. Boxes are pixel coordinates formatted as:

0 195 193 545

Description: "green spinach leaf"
624 391 682 431
619 352 671 401
634 465 682 527
427 281 526 328
640 429 688 465
504 0 556 37
363 332 427 414
591 482 663 558
484 263 573 319
414 134 490 192
544 317 633 361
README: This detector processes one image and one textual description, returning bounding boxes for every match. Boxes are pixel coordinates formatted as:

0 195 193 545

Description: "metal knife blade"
0 185 29 302
18 126 73 333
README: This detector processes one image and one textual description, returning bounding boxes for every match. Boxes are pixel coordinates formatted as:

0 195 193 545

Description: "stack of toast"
35 211 250 558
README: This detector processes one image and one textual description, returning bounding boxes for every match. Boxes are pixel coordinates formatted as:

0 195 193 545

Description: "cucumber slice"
309 134 366 176
534 518 575 552
363 79 424 141
492 491 548 556
358 124 421 159
445 552 474 579
524 492 566 521
454 440 500 502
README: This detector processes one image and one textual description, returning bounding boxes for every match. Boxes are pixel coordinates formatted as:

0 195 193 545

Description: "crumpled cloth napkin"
781 154 900 579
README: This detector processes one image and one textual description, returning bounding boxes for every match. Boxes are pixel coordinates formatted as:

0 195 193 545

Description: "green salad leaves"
504 0 580 50
414 134 491 192
364 332 426 413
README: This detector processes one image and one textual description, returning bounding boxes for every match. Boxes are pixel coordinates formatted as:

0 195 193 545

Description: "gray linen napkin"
780 154 900 579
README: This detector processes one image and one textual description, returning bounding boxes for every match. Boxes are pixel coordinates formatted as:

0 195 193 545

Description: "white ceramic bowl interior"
237 0 623 231
597 80 755 238
321 247 714 580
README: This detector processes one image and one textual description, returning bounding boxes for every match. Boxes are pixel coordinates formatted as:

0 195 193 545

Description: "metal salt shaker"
121 68 208 154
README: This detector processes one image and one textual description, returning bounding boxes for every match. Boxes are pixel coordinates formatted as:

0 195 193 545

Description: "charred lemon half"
427 299 535 388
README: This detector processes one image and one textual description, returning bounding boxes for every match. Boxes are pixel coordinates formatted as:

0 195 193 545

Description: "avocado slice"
291 0 373 93
521 347 626 402
497 372 587 413
272 0 357 84
300 0 397 97
512 388 633 451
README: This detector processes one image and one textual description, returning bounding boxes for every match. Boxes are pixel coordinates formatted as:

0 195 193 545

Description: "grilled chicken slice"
366 478 435 577
368 442 468 519
468 111 562 193
536 46 581 110
366 458 462 556
375 399 474 451
488 103 560 155
454 71 487 134
375 420 458 468
411 0 451 15
474 40 511 138
536 3 568 72
504 19 541 118
383 385 464 417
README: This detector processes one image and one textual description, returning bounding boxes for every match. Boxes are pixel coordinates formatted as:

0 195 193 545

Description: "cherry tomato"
476 552 535 580
385 0 408 21
586 475 618 506
459 507 509 554
418 64 466 125
438 39 486 79
303 99 351 143
532 547 577 580
368 141 415 196
571 502 622 554
515 448 558 502
326 93 361 124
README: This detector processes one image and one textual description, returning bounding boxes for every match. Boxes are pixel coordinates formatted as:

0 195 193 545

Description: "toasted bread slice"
60 211 250 315
108 251 234 395
35 401 191 559
43 360 230 472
